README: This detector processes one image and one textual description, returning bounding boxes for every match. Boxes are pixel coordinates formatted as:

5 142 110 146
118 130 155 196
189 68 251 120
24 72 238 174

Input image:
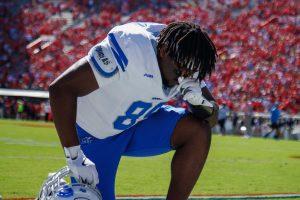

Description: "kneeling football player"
49 21 218 200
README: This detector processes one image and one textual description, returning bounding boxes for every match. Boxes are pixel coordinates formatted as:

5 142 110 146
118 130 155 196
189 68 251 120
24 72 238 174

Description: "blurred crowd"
213 103 300 140
0 96 52 121
0 0 299 118
1 95 298 140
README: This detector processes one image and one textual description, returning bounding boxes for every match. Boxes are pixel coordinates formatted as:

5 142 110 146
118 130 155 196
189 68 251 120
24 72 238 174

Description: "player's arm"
49 57 99 148
201 86 215 102
201 86 219 127
49 58 100 186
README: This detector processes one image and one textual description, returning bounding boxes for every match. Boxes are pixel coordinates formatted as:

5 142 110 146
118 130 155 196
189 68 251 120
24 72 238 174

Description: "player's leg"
76 124 132 200
122 105 211 200
123 105 186 157
167 114 211 200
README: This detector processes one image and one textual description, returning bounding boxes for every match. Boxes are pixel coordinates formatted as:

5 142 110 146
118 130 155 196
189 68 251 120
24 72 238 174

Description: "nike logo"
82 158 87 166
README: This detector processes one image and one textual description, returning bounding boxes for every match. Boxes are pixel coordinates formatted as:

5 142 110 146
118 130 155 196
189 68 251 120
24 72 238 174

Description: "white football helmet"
37 166 102 200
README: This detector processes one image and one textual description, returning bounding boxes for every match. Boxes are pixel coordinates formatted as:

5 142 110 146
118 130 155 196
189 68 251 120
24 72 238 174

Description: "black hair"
157 21 217 81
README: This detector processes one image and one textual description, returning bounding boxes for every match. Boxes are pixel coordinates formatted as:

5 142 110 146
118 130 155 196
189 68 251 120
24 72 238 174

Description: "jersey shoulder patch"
87 37 119 78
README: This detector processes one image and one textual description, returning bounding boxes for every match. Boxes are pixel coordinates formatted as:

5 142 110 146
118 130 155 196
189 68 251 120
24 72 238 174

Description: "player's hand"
178 78 213 107
64 145 99 187
205 101 219 127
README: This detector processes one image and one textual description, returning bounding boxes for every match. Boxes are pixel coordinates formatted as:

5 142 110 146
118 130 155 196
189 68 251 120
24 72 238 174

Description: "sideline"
3 194 300 200
116 194 300 200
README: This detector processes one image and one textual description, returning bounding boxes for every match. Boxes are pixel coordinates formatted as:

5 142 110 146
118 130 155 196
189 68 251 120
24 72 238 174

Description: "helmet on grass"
37 166 102 200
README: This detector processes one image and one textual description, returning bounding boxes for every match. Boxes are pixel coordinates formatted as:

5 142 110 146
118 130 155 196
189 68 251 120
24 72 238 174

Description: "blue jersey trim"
111 48 126 72
90 55 118 77
108 33 128 72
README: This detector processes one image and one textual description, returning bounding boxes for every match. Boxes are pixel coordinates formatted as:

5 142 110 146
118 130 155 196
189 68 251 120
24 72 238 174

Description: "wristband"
64 145 81 160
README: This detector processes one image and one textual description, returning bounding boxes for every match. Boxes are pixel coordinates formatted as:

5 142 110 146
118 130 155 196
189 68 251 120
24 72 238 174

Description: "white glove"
64 145 99 187
178 77 213 108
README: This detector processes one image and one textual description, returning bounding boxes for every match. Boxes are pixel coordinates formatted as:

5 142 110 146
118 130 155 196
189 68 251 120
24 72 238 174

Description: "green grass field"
0 119 299 199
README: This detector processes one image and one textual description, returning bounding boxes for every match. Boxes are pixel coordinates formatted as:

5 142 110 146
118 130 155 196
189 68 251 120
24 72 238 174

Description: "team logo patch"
90 38 119 77
95 46 112 66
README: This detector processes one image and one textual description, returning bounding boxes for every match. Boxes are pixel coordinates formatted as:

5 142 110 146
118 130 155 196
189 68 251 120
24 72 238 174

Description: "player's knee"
172 115 211 148
190 118 211 147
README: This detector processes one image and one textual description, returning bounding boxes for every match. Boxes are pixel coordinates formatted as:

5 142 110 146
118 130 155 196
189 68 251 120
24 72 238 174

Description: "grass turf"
0 119 299 198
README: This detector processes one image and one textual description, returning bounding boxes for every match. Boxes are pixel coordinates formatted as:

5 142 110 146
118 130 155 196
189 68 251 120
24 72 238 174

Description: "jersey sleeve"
86 22 165 88
85 37 120 88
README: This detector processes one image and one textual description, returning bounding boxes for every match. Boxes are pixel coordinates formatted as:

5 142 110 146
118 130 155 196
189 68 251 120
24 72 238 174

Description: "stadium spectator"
16 99 25 119
42 100 51 122
285 118 295 139
243 100 254 138
218 103 230 135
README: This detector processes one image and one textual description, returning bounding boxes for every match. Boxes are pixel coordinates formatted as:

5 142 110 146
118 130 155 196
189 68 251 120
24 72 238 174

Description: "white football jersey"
77 22 205 139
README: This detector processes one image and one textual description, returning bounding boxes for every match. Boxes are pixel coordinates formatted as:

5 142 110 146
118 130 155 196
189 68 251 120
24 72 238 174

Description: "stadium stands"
0 0 299 116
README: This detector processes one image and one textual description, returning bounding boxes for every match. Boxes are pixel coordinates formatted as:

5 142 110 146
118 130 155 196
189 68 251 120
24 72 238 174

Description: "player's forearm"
49 84 79 148
201 87 216 102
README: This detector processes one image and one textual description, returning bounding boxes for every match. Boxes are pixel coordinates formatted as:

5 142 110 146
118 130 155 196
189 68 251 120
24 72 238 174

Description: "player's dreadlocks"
157 21 217 81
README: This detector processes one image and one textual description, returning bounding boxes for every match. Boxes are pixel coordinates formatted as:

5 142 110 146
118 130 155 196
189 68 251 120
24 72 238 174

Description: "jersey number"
113 101 164 130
